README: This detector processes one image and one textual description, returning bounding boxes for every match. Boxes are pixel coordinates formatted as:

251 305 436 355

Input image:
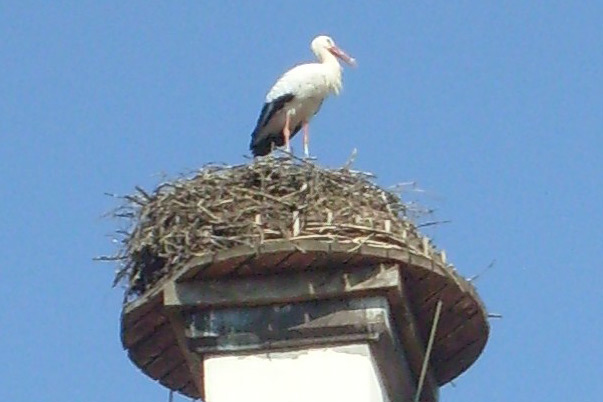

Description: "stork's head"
311 35 356 66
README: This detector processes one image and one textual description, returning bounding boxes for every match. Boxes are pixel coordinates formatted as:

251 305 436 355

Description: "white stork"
249 35 355 158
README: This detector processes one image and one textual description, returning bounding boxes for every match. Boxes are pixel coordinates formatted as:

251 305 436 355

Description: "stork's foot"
303 154 317 161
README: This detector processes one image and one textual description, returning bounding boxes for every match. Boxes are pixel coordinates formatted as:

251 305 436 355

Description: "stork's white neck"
316 48 343 95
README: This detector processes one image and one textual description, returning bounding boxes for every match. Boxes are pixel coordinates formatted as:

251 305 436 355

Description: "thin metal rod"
414 299 443 402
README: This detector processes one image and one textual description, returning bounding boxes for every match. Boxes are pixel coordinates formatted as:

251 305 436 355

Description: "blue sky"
1 2 602 401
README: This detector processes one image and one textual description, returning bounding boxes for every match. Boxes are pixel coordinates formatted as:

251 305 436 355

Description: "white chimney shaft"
204 344 389 402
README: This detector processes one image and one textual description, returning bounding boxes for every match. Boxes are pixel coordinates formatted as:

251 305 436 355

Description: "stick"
342 148 358 170
414 299 443 402
467 259 496 283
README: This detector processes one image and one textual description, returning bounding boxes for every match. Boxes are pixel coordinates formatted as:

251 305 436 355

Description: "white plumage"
250 35 355 157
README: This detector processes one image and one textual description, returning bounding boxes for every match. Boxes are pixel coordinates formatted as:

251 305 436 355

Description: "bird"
249 35 356 158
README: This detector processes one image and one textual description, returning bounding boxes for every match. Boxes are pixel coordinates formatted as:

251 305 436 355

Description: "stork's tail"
249 135 272 157
249 94 295 157
250 130 284 157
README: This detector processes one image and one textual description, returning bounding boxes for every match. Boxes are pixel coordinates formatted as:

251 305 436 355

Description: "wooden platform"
121 240 489 399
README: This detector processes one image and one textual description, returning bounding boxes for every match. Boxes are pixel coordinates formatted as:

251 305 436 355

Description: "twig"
417 220 451 228
414 300 443 402
342 148 358 170
467 259 496 283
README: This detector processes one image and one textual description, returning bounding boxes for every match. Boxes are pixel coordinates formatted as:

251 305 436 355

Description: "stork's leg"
283 113 292 153
303 122 310 158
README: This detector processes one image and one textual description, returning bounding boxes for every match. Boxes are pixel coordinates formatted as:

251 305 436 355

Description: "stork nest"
107 156 433 299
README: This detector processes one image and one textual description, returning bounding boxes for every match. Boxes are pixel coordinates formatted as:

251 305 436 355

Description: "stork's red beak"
329 46 356 66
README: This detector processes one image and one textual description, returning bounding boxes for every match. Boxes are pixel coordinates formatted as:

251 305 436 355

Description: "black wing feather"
249 93 295 156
